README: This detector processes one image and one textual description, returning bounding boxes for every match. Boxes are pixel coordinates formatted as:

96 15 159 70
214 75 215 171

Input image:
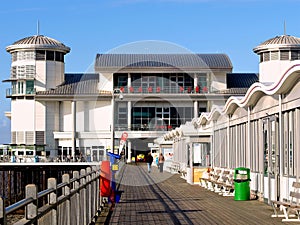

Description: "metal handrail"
5 197 34 214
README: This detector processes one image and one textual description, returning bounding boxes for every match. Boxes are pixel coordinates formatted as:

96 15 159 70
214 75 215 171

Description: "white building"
4 34 257 162
164 34 300 203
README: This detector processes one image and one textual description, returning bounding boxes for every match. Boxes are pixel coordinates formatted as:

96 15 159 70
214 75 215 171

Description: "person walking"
158 153 165 173
146 152 153 173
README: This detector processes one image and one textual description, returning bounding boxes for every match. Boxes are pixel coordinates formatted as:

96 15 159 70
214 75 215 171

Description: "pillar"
193 101 198 118
127 140 132 163
128 101 132 130
194 73 198 90
71 101 76 161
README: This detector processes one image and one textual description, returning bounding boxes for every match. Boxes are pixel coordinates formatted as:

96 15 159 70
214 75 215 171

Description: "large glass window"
26 80 34 94
116 106 128 130
130 73 193 93
197 73 208 93
131 106 192 131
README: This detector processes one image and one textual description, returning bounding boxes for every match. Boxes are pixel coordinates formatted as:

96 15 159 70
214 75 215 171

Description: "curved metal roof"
6 35 70 53
95 54 232 70
194 63 300 127
253 35 300 53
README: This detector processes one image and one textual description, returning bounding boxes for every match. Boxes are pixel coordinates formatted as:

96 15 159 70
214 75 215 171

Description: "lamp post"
111 88 123 154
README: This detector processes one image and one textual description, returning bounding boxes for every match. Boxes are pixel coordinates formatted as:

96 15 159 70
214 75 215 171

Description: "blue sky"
0 0 300 143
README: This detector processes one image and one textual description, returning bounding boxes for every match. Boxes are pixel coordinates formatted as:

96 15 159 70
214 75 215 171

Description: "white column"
128 101 132 130
127 140 132 163
279 94 283 175
247 107 251 168
84 101 89 132
194 73 198 91
111 95 114 153
71 101 76 161
227 115 230 168
128 73 131 89
193 101 198 118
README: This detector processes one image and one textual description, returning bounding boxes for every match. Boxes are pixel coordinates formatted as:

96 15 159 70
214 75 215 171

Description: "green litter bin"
234 167 251 201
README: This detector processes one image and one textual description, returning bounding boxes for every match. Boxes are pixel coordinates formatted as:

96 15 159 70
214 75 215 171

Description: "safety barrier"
0 165 102 225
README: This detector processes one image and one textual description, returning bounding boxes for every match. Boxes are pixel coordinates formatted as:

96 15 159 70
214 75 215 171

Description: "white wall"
35 61 46 91
259 60 300 84
89 100 112 131
98 72 113 91
11 99 35 131
45 61 64 89
211 72 227 91
45 102 59 151
35 101 46 131
61 101 72 131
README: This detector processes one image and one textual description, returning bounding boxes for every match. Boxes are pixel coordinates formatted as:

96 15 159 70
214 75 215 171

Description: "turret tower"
253 35 300 84
5 35 70 160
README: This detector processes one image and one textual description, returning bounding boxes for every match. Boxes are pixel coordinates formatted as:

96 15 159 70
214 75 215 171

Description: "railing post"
86 167 92 224
72 171 80 225
25 184 37 223
91 166 97 217
62 174 70 225
80 169 87 225
48 178 57 225
96 166 101 212
0 197 6 225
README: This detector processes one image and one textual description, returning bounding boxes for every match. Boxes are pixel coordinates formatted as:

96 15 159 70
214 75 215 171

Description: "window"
280 50 289 60
46 51 54 60
12 65 35 79
117 106 127 129
55 52 64 62
18 81 24 94
36 50 45 60
263 52 270 61
291 51 300 60
197 73 208 93
11 66 16 79
270 51 279 60
114 73 128 89
26 80 34 94
12 52 17 62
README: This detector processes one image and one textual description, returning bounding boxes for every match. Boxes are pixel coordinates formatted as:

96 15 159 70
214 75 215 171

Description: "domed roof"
253 35 300 53
6 35 70 53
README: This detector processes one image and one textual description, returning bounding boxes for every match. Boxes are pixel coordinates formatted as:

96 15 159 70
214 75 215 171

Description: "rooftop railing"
115 85 209 94
6 88 36 97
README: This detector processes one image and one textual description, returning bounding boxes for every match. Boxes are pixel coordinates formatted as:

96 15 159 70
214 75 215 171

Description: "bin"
234 167 251 201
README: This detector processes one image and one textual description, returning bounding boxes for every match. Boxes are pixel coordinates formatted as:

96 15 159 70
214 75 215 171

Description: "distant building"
3 34 256 162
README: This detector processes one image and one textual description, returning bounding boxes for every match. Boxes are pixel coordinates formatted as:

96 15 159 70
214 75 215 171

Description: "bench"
199 169 235 196
200 169 222 191
271 181 300 222
167 162 181 174
213 170 231 193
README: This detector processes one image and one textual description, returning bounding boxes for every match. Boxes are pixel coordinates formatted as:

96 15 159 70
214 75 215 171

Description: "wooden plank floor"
98 163 285 225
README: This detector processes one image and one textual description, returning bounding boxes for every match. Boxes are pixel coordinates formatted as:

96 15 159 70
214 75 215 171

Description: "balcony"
6 88 36 98
115 85 209 94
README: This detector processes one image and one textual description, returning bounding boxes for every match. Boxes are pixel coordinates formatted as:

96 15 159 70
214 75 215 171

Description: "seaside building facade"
164 34 300 203
3 34 256 163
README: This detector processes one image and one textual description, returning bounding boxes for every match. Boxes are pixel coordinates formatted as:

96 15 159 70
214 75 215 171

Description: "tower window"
55 52 64 62
46 51 54 60
291 51 300 60
270 51 279 60
36 50 45 60
280 50 289 60
263 52 270 61
12 52 17 62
